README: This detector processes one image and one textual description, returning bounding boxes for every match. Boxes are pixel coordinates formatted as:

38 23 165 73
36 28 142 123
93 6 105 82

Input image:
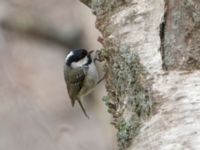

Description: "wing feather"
64 65 86 106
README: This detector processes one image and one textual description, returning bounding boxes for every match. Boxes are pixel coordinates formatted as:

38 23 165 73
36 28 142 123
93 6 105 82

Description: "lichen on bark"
81 0 200 150
80 0 152 149
103 44 151 149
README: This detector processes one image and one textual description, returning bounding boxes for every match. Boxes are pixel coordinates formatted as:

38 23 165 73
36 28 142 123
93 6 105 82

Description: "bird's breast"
78 63 98 97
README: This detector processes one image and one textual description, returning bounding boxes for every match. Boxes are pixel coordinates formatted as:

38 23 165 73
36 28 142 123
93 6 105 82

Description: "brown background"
0 0 116 150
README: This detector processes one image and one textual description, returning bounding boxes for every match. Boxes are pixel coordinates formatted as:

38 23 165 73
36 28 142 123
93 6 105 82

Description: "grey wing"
64 65 86 106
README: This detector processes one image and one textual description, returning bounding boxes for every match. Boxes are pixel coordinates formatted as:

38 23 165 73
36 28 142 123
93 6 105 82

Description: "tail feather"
71 98 75 107
77 99 89 119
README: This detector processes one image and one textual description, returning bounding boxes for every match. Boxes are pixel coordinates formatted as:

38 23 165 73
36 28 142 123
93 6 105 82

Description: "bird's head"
65 49 93 68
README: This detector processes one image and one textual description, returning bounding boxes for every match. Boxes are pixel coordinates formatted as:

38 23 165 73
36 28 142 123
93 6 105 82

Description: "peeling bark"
80 0 200 150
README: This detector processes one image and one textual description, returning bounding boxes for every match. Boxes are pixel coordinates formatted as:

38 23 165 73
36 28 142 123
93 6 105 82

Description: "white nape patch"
65 51 74 63
71 56 88 68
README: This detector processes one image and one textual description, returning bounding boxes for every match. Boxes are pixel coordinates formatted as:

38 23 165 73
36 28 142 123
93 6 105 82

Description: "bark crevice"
160 0 168 70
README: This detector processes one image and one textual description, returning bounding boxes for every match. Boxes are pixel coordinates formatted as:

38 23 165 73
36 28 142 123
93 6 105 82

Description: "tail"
77 99 90 119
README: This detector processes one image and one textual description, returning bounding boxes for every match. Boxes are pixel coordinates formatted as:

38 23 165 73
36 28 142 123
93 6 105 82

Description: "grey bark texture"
80 0 200 150
163 0 200 70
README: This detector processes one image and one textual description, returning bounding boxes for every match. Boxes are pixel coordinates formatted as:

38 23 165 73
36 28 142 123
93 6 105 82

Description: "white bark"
131 71 200 150
81 0 200 149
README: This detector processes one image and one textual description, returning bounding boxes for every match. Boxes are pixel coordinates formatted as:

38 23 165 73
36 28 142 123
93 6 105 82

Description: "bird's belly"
79 63 98 97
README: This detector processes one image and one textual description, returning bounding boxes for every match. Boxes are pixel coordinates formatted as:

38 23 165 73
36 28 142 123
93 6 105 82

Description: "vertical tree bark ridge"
80 0 200 150
163 0 200 70
81 0 164 149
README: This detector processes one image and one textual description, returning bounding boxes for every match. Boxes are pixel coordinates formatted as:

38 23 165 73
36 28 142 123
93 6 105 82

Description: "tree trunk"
80 0 200 150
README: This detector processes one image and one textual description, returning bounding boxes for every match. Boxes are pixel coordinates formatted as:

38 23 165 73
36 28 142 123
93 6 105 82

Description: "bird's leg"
94 50 104 62
97 73 106 84
94 58 103 62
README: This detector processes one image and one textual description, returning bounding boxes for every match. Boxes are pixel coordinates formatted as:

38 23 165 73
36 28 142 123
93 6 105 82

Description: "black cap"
66 49 88 66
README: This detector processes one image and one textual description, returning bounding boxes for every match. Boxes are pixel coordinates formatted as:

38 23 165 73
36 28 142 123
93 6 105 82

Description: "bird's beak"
88 50 94 54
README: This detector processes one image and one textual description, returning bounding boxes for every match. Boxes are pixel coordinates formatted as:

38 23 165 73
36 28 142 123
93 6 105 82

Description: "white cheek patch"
65 51 74 63
71 57 88 68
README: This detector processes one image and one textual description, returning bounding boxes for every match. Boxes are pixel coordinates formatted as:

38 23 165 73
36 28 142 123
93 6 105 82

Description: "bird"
64 49 99 118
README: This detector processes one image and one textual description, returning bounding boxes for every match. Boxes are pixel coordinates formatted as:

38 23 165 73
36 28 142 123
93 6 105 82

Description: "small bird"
64 49 99 118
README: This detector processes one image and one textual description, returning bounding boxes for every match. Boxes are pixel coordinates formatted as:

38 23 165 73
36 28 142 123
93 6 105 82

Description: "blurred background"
0 0 116 150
